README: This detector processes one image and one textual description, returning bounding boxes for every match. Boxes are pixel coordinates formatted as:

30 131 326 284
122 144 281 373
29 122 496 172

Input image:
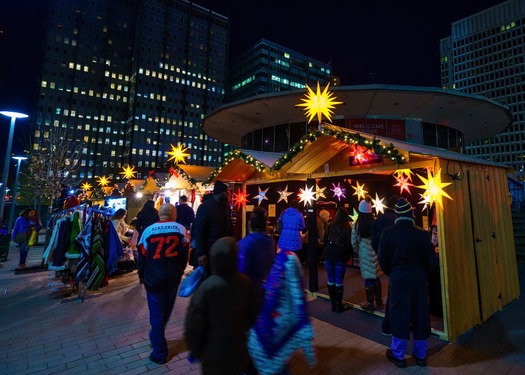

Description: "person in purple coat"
238 207 275 310
276 200 305 257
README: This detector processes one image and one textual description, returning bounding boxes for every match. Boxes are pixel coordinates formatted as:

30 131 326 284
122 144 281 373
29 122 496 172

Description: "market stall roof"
140 178 161 193
177 165 216 182
321 124 512 169
275 134 352 175
205 149 278 184
202 84 513 147
263 124 513 176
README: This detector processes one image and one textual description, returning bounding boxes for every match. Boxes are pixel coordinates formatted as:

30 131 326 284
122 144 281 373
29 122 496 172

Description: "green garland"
203 149 267 185
272 127 405 171
171 166 197 187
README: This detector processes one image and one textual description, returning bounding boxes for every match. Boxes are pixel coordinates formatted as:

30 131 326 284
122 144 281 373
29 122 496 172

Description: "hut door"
467 170 503 321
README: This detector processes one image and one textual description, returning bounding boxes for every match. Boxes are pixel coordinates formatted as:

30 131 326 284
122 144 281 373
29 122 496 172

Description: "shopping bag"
28 228 38 246
178 265 207 297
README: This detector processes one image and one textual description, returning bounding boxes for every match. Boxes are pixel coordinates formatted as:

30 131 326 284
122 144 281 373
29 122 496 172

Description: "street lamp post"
7 156 28 233
0 111 28 230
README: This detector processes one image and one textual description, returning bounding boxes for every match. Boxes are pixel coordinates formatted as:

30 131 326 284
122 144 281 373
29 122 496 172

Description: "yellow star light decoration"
167 144 190 164
297 82 342 124
80 182 92 191
298 184 315 206
350 208 359 223
394 169 415 181
352 181 368 200
416 168 453 210
97 175 110 187
315 184 327 200
372 193 386 215
120 165 137 179
277 185 294 204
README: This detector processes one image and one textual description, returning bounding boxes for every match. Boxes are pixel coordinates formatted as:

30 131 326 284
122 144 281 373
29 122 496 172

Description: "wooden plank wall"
436 159 481 342
437 159 520 342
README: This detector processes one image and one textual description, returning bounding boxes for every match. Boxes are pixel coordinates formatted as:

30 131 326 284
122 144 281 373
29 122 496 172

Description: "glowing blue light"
0 111 28 119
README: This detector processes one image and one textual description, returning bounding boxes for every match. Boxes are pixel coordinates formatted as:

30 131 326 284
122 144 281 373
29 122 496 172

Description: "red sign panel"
345 118 406 141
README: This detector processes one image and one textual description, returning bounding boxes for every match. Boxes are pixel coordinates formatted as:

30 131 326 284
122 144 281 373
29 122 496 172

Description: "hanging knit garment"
247 250 316 374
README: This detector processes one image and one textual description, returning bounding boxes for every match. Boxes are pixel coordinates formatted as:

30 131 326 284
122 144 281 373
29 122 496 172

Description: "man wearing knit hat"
378 198 437 368
192 181 233 271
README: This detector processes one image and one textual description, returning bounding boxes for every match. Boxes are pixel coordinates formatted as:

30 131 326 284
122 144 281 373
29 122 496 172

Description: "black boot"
361 286 375 311
374 279 384 309
327 283 336 312
335 285 348 313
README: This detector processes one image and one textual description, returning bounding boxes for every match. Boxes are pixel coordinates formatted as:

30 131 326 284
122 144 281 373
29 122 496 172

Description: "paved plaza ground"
1 243 524 374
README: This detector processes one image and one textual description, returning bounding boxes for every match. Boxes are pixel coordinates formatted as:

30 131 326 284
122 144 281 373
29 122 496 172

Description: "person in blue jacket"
277 200 305 257
11 208 42 269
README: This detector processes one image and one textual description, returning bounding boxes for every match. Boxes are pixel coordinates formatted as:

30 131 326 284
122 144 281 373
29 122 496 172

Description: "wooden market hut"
209 124 520 342
202 85 521 342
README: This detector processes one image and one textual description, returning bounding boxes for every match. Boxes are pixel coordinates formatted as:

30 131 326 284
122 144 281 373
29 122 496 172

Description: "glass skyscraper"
35 0 229 180
440 0 525 176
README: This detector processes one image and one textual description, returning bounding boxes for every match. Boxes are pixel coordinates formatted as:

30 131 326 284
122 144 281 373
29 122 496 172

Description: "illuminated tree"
18 126 83 212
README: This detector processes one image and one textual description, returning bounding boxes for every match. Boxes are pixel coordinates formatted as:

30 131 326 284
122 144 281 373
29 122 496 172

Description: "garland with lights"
272 126 405 171
203 149 267 185
169 166 197 187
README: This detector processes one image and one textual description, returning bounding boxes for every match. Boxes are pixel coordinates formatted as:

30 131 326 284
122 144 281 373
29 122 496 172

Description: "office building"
227 39 332 102
440 0 525 176
35 0 230 180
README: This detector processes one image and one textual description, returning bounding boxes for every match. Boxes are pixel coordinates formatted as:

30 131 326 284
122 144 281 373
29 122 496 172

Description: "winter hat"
358 199 372 214
213 180 228 195
395 198 413 217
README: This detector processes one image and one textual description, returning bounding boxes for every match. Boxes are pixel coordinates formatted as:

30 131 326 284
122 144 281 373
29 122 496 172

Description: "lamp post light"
7 156 28 233
0 111 28 230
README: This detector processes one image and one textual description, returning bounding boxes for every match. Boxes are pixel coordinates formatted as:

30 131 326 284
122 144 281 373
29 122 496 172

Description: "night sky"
0 0 505 165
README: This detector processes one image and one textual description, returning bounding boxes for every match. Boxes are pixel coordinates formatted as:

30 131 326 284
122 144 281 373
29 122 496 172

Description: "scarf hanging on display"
248 250 316 374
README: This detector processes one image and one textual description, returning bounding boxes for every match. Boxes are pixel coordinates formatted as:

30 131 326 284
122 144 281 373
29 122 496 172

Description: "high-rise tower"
440 0 525 176
35 0 230 180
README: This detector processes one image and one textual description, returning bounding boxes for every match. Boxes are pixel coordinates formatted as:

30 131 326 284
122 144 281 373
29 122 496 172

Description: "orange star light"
233 188 249 209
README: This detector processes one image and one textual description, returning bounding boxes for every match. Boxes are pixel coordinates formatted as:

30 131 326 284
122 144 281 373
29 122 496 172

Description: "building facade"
227 39 332 102
35 0 230 181
440 0 525 177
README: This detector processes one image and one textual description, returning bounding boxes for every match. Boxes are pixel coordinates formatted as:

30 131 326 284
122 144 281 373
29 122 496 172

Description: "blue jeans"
146 287 179 360
19 241 29 265
323 260 347 286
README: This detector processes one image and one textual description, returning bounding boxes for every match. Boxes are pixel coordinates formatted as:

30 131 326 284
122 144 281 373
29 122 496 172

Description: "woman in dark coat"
322 207 353 313
135 199 159 236
184 237 257 374
378 198 437 368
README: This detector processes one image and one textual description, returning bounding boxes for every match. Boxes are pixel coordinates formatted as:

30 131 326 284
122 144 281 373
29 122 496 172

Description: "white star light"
277 185 294 204
372 193 386 215
298 184 315 206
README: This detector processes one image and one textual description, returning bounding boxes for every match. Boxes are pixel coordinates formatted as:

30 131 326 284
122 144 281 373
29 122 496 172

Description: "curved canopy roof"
202 84 513 147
